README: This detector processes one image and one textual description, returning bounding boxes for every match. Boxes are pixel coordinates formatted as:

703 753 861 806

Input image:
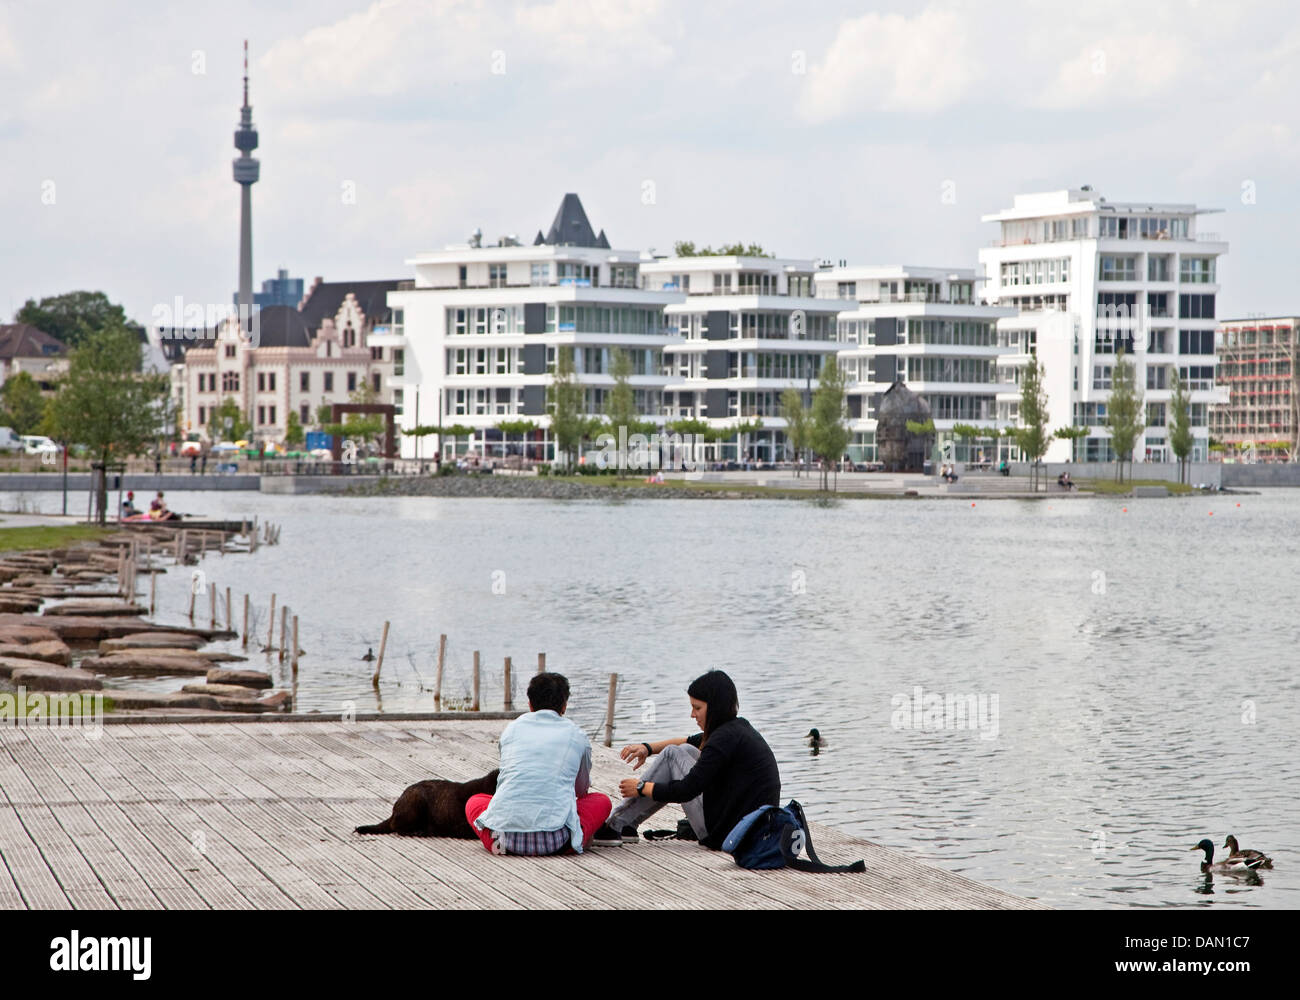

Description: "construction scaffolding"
1213 317 1300 462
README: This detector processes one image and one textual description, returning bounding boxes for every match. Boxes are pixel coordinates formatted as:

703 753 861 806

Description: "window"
347 372 357 391
609 264 638 289
530 262 550 286
371 346 382 361
221 372 239 392
1147 292 1170 318
1179 294 1215 319
258 372 265 391
257 406 265 425
1093 365 1113 390
1147 329 1169 353
1179 329 1215 355
268 406 276 425
712 273 733 295
300 372 310 391
268 373 276 391
1147 365 1168 390
198 406 206 425
225 344 236 358
324 372 334 392
1178 365 1215 390
300 403 309 423
1146 403 1166 427
1148 255 1171 282
458 265 467 288
372 373 380 392
1179 257 1215 284
1099 256 1137 281
489 264 507 288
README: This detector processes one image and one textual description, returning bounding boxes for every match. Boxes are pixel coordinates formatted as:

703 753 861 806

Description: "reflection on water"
5 488 1297 909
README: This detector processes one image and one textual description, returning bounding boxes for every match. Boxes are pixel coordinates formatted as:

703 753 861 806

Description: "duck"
1191 838 1267 873
361 647 376 662
1223 835 1273 869
805 728 827 750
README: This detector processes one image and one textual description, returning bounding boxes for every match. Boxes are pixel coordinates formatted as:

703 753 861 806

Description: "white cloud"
799 7 980 119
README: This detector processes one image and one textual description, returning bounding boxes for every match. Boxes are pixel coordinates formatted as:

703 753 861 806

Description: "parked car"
0 427 22 452
21 435 61 456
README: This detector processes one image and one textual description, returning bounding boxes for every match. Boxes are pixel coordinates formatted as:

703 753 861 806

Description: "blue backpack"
722 800 865 873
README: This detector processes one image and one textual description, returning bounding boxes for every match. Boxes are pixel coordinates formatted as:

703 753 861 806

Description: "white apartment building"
379 195 683 461
814 266 1015 464
642 255 842 463
979 187 1228 463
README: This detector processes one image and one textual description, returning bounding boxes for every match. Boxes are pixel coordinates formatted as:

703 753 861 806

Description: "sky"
2 0 1298 328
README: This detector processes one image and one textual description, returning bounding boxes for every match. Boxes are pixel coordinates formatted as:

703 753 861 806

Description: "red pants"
465 793 611 854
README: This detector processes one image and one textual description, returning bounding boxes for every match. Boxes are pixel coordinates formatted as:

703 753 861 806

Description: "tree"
315 403 334 428
602 348 653 474
0 372 47 434
1168 370 1194 484
285 410 304 447
809 354 850 491
210 397 252 443
547 346 587 469
16 290 144 349
1014 356 1050 492
44 327 168 524
1054 425 1090 462
780 388 811 476
497 418 538 461
673 241 771 258
321 385 386 453
1104 349 1144 483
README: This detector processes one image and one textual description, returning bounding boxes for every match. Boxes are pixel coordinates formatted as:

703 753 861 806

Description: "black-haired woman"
593 669 780 850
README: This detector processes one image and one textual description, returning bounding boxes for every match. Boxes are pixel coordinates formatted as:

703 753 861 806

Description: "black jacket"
651 717 781 849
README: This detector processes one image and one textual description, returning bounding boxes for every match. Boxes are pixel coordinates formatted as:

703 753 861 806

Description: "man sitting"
121 491 140 517
466 673 611 855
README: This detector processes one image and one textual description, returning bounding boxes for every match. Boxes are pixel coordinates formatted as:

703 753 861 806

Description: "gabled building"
0 323 69 390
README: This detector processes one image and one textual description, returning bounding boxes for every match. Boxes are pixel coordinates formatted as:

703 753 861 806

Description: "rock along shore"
334 474 841 501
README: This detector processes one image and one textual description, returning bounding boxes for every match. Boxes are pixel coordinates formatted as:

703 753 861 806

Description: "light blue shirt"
474 710 592 852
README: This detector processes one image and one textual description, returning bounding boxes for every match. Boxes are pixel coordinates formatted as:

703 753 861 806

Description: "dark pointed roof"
539 194 608 248
299 279 403 334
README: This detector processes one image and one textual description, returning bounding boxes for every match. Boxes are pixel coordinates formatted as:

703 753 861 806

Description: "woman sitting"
593 670 781 850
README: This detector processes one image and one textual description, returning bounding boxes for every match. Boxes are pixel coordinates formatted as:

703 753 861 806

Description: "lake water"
5 486 1298 910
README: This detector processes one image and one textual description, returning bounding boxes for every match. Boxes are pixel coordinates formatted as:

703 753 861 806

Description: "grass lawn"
0 524 113 552
1076 478 1196 496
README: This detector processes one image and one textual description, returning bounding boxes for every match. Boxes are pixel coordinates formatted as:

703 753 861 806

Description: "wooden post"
291 615 299 676
371 621 389 687
220 531 226 557
266 593 276 650
116 550 125 597
210 585 217 628
225 586 233 631
279 605 288 661
604 673 618 748
503 656 513 711
188 581 196 622
149 563 156 615
472 650 480 712
434 634 446 708
537 652 546 674
242 594 250 648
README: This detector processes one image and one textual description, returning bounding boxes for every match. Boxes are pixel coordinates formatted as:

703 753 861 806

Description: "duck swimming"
806 728 826 749
361 647 376 662
1223 835 1273 869
1191 838 1266 873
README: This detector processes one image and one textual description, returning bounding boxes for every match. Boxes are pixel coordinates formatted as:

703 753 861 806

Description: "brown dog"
356 770 499 837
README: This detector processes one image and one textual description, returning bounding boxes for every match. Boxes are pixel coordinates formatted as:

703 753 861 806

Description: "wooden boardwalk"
0 718 1048 910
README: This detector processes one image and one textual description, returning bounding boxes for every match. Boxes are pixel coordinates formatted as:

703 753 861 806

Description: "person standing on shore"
466 672 611 855
594 669 780 850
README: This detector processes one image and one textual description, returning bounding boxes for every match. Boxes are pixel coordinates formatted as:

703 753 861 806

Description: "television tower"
233 40 259 318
